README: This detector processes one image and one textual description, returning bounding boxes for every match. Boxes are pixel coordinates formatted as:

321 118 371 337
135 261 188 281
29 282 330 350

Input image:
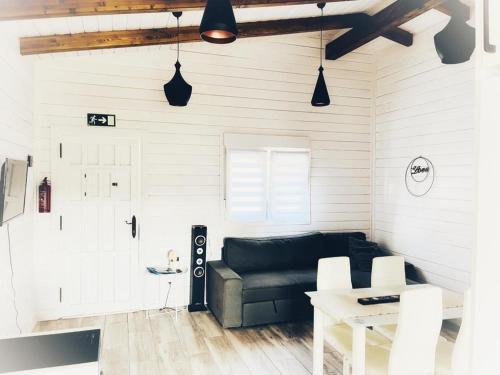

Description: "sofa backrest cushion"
222 232 324 274
222 231 368 274
322 232 366 258
348 237 386 271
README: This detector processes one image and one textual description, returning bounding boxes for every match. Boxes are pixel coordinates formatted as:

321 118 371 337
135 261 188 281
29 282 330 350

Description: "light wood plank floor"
35 310 345 375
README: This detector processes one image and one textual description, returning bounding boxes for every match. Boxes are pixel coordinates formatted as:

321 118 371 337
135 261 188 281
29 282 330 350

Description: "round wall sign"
405 156 435 197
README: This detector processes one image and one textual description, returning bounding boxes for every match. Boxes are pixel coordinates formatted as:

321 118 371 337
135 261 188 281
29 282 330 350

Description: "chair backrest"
451 289 472 375
371 256 406 288
317 257 352 291
389 286 443 375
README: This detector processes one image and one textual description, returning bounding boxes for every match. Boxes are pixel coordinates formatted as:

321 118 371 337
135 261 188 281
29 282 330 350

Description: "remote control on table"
357 295 400 305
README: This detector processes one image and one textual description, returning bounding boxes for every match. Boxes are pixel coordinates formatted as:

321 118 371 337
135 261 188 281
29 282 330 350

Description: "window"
225 134 311 224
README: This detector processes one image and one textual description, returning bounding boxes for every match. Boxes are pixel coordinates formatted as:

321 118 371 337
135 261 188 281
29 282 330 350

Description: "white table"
146 267 187 321
306 284 463 375
0 327 100 375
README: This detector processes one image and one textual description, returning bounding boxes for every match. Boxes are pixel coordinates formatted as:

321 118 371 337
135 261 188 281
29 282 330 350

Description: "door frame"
50 125 143 318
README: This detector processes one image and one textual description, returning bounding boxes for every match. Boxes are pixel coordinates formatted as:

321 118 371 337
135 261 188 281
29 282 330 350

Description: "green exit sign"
87 113 116 127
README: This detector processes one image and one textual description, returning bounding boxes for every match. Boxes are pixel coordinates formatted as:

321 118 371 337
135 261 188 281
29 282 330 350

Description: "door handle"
485 0 497 53
125 215 137 238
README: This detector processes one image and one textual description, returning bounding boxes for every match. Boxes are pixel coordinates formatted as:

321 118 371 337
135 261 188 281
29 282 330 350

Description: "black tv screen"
0 159 28 226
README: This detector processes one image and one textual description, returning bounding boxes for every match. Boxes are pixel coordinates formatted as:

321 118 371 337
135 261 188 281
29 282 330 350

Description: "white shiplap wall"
0 23 36 335
34 33 373 317
373 21 475 292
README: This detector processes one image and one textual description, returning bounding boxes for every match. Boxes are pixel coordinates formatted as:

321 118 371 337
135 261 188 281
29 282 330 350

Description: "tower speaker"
188 225 208 312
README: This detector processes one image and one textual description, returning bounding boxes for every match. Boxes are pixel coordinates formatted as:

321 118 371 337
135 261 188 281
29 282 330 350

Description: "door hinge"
59 143 62 159
59 288 63 303
59 215 63 231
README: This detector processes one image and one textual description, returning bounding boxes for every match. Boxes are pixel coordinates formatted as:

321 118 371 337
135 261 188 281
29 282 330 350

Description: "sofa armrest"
206 260 243 328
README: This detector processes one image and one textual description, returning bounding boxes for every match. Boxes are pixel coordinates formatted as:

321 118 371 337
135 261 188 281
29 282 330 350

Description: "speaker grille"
188 225 208 312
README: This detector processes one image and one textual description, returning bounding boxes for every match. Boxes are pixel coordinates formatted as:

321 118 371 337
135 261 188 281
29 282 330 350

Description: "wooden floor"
35 310 345 375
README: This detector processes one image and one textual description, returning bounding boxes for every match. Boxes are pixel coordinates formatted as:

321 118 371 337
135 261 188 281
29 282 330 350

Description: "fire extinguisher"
39 177 51 213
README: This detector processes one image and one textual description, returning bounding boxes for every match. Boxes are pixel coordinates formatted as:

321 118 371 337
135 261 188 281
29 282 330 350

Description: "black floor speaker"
188 225 208 312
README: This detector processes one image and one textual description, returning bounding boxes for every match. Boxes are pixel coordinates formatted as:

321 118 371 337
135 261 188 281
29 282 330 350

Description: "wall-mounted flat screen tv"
0 159 29 226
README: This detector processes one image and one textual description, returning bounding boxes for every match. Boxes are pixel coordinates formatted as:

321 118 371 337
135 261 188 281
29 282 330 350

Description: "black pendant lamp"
311 3 330 107
199 0 238 44
434 12 475 64
164 12 192 107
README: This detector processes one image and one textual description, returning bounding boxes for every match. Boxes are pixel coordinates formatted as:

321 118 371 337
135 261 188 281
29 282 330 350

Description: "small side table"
146 267 187 321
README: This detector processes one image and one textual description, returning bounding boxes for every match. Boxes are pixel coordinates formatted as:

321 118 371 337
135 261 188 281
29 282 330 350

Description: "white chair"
318 257 353 291
371 256 406 288
318 257 389 375
435 289 472 375
371 256 406 339
353 286 443 375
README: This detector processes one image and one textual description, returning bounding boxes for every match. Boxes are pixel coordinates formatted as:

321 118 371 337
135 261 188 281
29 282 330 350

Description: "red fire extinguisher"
39 177 51 213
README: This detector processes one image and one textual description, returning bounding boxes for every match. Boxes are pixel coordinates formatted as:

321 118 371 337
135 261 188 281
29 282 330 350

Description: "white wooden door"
53 135 141 316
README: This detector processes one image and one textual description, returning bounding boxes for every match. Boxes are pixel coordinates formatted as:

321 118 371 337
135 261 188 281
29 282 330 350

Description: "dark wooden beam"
20 13 413 55
435 0 471 19
357 13 413 47
1 0 356 21
325 0 452 60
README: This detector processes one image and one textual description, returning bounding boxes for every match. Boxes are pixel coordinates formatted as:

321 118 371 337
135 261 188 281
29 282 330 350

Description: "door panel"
118 144 131 166
86 143 99 166
100 144 115 166
112 170 131 201
115 253 131 302
54 136 140 316
83 205 99 253
66 143 83 165
85 171 100 198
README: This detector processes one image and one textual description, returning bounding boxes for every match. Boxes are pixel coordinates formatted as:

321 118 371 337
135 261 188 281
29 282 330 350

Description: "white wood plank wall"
33 34 374 317
0 23 36 335
372 22 475 292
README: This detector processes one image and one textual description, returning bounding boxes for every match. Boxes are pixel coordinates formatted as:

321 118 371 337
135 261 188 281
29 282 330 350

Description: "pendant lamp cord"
176 16 180 62
320 6 323 67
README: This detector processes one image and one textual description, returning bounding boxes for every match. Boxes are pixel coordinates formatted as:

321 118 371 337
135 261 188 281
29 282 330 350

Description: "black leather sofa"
206 231 416 328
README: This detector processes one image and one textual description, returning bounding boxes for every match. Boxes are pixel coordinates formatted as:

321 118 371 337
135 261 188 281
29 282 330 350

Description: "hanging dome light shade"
434 15 475 64
311 66 330 107
199 0 238 44
164 61 192 106
311 2 330 107
164 12 192 107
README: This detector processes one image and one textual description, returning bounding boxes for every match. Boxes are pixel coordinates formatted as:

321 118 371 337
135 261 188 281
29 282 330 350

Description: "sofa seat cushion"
241 269 317 303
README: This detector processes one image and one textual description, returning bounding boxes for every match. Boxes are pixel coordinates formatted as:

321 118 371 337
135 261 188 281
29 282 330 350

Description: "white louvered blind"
226 150 268 222
269 151 311 224
226 149 311 224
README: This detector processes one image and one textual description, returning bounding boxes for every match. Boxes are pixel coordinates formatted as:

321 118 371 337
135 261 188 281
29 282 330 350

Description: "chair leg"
343 357 351 375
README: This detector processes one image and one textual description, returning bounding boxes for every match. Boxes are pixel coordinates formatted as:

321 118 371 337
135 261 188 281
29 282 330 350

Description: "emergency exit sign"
87 113 116 127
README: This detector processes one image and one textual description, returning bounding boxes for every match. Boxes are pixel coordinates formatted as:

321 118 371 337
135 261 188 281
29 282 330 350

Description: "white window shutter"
226 150 268 222
269 151 311 224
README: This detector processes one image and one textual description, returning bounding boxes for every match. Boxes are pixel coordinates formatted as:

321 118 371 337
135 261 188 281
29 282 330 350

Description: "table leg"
313 307 324 375
174 280 178 322
352 325 366 375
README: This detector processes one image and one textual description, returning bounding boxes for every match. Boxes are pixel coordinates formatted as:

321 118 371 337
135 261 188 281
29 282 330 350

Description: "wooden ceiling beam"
1 0 357 21
325 0 462 60
20 13 413 55
435 0 471 19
